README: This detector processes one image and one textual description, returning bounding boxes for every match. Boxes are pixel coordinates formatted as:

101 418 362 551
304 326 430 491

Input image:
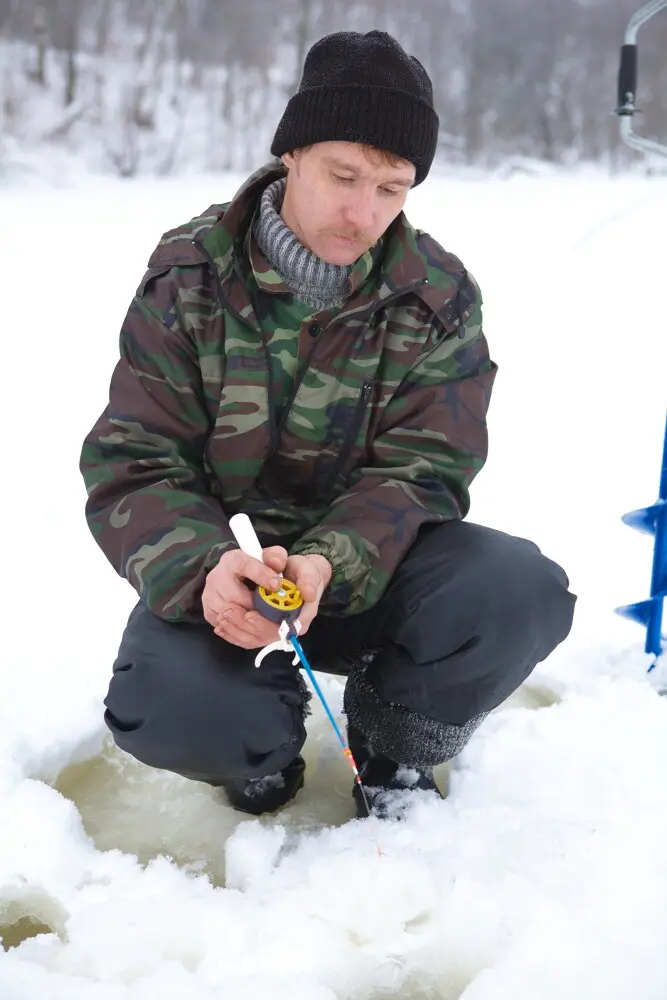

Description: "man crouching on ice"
80 29 576 819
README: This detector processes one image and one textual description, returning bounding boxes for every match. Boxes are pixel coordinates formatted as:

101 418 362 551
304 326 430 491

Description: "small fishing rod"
228 513 377 824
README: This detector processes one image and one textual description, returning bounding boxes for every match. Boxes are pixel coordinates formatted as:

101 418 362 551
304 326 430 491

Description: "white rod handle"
229 513 263 561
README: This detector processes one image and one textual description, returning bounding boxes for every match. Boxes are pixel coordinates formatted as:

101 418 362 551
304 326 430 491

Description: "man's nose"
342 193 375 232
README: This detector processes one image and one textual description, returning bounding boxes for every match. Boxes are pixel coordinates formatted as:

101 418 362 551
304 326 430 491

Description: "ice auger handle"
613 1 667 158
616 44 638 114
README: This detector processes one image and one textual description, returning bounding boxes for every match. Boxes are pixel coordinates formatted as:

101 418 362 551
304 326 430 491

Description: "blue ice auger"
612 0 667 669
615 414 667 668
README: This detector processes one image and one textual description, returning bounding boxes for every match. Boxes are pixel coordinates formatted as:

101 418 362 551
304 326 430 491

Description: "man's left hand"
282 553 333 636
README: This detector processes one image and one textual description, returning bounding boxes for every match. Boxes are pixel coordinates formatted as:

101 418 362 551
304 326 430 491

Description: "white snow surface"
2 163 667 999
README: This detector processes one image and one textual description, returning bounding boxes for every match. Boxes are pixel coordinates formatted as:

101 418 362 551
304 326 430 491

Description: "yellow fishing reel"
254 578 304 627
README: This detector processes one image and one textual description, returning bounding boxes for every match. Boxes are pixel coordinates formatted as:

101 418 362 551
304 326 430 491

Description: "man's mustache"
318 227 374 243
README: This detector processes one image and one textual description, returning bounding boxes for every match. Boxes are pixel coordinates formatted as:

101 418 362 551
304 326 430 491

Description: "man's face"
280 141 416 266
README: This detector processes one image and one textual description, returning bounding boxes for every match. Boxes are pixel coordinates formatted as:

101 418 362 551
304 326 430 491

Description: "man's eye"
334 175 355 185
379 187 400 196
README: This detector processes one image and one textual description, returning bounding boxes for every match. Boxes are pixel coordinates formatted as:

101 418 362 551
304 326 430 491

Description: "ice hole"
1 915 55 951
0 891 66 951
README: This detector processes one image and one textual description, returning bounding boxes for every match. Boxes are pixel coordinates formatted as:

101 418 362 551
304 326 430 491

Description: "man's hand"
283 553 333 636
202 545 288 649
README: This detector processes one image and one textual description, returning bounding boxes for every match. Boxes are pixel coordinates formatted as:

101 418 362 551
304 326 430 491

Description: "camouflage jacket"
80 162 497 622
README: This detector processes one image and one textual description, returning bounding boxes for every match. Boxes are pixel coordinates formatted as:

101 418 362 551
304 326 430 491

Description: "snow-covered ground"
1 163 667 999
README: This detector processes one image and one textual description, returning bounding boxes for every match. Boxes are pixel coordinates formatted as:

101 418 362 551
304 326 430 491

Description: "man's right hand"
202 546 288 649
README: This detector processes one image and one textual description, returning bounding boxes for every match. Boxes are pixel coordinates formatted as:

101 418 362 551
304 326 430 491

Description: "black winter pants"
104 520 576 782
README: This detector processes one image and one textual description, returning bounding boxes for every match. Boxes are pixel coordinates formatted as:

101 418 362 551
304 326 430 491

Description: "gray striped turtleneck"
252 177 353 311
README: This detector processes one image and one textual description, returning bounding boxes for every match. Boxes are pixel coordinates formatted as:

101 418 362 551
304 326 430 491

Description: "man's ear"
281 151 296 170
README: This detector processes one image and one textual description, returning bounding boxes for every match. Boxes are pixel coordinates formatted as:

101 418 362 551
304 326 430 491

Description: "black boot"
348 724 443 820
220 756 306 816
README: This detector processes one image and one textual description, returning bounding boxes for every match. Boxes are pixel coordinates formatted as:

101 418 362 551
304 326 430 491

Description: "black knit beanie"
271 30 439 187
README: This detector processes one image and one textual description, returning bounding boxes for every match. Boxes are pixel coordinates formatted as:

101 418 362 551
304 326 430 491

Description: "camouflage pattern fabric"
80 161 497 621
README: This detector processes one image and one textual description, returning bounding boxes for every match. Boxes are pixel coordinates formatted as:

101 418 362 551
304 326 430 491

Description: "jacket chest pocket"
271 362 378 501
317 379 375 499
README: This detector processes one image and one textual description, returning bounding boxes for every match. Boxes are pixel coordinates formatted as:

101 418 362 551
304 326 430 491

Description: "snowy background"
2 158 667 996
3 0 667 181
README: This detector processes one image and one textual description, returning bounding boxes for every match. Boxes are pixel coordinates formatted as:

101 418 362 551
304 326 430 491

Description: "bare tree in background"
60 0 84 106
30 4 49 87
289 0 322 95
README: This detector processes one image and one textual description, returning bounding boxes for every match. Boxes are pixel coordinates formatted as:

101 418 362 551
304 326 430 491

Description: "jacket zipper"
323 380 374 496
192 237 279 455
316 282 425 494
